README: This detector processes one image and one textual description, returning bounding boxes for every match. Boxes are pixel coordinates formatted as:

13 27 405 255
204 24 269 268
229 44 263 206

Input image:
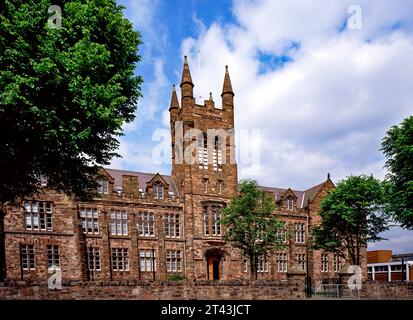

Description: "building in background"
367 250 413 282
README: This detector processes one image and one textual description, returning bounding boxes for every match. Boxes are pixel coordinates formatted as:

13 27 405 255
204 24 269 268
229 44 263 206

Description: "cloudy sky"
112 0 413 254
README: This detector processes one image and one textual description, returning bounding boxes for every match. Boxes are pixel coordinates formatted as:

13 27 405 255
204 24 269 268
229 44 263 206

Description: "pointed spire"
180 55 193 87
169 85 179 111
221 65 234 97
209 92 213 102
180 55 194 100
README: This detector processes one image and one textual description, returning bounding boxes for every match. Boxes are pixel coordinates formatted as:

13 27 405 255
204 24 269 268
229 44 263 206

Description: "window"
391 265 402 271
112 248 129 271
375 266 388 272
276 228 287 243
213 136 223 172
256 223 267 241
334 254 341 272
242 256 248 273
153 183 164 199
296 253 306 271
88 247 101 271
258 255 269 273
79 208 99 235
165 213 180 238
321 254 329 272
203 179 209 193
110 209 128 236
204 205 222 236
24 201 53 231
294 222 305 244
138 212 155 237
198 133 208 169
166 250 182 272
97 178 108 194
139 249 156 272
285 197 294 210
276 253 288 272
217 181 223 194
47 245 60 269
21 244 35 270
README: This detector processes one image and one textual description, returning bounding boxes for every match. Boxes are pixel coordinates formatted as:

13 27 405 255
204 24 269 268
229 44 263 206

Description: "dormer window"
153 183 164 199
285 196 294 210
97 178 108 194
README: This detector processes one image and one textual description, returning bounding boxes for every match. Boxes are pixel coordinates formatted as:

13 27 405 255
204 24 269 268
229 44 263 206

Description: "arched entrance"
205 248 225 281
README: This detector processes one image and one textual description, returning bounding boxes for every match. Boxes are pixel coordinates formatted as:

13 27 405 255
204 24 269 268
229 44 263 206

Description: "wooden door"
207 256 220 280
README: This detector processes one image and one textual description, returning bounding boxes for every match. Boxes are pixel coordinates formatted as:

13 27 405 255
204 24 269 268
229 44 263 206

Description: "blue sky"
111 0 413 254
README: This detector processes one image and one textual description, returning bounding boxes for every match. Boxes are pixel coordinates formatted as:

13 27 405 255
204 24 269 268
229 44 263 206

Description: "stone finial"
286 262 306 275
339 263 355 275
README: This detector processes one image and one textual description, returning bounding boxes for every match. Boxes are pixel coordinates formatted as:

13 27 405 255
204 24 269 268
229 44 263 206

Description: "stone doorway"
207 255 221 280
205 248 226 280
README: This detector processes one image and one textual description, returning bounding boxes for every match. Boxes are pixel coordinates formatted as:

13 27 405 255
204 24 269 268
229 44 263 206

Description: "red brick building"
1 57 358 285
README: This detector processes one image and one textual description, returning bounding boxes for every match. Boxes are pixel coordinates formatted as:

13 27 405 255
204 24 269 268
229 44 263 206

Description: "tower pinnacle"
180 55 194 99
169 85 179 111
221 65 234 97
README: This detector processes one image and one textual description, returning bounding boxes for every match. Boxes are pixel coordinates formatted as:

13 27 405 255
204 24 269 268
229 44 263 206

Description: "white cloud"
123 58 169 132
180 0 413 189
109 137 168 174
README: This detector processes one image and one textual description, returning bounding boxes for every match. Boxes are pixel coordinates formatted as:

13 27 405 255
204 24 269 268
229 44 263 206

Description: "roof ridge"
260 186 304 193
304 180 326 192
105 168 171 177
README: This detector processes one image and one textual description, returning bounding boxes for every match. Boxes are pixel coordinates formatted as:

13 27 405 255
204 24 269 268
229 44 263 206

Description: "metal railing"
312 282 413 300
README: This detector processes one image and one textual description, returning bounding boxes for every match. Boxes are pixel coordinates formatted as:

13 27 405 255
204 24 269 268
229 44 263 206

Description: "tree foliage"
381 116 413 230
0 0 142 203
313 175 389 266
221 180 284 279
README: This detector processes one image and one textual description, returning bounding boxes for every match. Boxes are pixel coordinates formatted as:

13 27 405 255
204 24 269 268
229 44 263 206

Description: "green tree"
221 180 284 280
381 116 413 230
313 175 389 266
0 0 142 281
0 0 142 204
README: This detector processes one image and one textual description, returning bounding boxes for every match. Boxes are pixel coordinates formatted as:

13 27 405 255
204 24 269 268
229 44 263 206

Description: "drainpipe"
19 241 23 281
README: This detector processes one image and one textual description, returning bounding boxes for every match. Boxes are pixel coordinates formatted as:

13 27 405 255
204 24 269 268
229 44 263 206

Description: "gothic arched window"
197 133 208 169
213 136 223 171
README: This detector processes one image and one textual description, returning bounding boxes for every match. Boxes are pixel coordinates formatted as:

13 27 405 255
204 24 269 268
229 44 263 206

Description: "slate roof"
259 181 326 209
105 168 328 208
105 168 179 195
